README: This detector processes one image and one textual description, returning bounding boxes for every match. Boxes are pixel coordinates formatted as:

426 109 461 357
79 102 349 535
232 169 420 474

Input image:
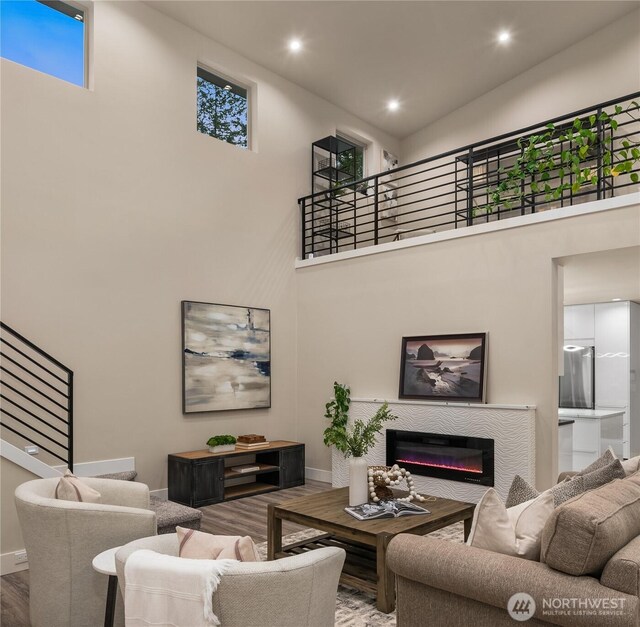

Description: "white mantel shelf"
352 398 536 411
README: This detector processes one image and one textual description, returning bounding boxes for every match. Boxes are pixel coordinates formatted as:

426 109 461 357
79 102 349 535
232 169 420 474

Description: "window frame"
196 63 253 150
336 130 369 181
1 0 91 88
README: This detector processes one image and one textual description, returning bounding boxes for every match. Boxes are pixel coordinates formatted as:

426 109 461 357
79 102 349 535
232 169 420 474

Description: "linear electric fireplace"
386 429 494 486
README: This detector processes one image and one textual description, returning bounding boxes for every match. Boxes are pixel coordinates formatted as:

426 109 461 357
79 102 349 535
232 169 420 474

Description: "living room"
1 1 640 626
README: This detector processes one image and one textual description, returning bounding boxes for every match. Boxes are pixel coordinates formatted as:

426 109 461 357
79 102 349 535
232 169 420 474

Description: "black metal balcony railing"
0 322 74 470
299 93 640 259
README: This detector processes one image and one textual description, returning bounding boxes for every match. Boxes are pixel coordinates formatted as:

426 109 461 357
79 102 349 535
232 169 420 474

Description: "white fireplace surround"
331 399 536 503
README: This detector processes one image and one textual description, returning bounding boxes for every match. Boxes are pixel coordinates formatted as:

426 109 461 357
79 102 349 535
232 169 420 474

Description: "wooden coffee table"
267 487 475 613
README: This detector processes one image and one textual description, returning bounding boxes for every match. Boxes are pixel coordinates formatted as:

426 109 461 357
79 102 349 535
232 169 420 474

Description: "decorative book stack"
236 434 270 450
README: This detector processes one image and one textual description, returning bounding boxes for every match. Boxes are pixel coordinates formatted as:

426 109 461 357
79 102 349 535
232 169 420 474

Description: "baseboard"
53 457 135 477
150 488 168 500
1 551 29 576
305 467 332 483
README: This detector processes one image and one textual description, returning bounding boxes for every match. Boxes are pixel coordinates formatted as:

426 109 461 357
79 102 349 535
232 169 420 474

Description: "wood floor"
0 480 330 627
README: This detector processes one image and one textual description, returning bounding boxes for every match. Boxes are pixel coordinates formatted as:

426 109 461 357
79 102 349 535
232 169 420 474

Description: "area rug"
255 522 464 626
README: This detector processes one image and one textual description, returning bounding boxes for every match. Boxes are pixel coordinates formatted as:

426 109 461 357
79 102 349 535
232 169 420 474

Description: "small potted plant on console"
207 434 237 453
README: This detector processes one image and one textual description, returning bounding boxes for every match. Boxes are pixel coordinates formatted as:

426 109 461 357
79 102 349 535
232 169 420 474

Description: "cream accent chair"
15 477 157 627
115 534 346 627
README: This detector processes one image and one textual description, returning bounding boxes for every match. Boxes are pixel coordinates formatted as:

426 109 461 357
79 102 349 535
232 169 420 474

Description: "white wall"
295 203 640 491
561 246 640 305
0 0 398 554
401 10 640 163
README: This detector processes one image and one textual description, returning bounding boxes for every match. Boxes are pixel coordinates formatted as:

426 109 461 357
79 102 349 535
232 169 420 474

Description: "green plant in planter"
206 435 237 447
323 382 396 458
480 101 640 216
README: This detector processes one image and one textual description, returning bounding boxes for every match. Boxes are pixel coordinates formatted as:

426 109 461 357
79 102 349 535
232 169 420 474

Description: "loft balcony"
298 93 640 261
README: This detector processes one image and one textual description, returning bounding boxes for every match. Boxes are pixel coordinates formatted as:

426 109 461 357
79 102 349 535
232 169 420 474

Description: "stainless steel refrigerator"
559 345 595 409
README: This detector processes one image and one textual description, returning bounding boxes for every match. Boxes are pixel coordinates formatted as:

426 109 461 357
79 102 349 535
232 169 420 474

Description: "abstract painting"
182 301 271 413
382 149 399 172
399 333 487 403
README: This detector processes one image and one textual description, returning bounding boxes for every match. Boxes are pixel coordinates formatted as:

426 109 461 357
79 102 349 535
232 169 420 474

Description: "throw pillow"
505 475 539 508
176 527 261 562
505 474 588 509
55 469 101 503
549 476 585 507
621 455 640 476
581 459 626 490
466 488 554 560
577 448 616 476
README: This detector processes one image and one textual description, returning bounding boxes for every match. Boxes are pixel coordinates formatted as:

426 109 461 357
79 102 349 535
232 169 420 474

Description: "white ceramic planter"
209 444 236 453
349 456 369 506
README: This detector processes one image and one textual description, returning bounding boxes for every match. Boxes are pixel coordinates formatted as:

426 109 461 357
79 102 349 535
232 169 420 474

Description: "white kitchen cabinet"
563 301 640 458
564 304 595 342
594 301 639 458
595 303 629 408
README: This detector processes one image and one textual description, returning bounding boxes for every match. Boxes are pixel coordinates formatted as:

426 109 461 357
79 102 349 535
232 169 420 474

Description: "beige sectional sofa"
388 473 640 626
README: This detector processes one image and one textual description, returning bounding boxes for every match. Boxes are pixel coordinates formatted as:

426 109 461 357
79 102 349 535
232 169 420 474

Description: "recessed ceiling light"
497 30 511 45
288 38 302 53
612 298 622 301
387 99 400 112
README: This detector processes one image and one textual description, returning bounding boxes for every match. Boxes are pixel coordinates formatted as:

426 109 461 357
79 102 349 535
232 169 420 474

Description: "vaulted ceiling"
147 1 639 138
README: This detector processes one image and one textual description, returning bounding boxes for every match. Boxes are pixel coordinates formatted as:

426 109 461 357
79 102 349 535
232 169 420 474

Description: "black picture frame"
399 333 487 403
182 300 271 414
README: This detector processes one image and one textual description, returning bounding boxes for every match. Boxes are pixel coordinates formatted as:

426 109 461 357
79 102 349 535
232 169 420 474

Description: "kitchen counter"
559 408 625 420
559 409 624 470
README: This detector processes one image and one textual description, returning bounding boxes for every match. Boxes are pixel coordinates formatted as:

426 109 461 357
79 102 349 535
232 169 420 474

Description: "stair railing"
0 322 73 470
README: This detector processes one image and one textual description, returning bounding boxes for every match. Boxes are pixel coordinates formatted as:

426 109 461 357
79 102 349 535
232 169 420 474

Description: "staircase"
0 322 73 477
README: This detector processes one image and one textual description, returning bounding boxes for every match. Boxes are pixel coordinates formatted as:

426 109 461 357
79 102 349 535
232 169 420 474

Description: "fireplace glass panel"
395 442 484 474
387 429 494 486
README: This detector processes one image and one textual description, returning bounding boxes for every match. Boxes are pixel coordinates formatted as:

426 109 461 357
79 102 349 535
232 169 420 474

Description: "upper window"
197 67 249 149
337 133 366 181
1 1 86 87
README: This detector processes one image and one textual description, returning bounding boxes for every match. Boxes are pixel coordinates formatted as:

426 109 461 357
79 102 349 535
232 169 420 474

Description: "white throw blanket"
124 549 234 627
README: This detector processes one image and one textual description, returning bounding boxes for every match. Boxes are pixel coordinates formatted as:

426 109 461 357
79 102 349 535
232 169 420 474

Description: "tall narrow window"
197 67 249 148
337 133 366 181
1 1 86 87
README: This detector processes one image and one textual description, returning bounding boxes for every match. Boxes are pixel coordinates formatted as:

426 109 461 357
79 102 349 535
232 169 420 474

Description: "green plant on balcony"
480 101 640 215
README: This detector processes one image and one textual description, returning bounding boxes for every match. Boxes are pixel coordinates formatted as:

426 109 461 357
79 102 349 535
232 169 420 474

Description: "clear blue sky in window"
1 1 84 87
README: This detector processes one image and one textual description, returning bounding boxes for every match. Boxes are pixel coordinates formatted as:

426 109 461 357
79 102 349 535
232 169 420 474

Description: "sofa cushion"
467 488 553 560
601 535 640 597
55 469 101 503
176 527 261 562
541 475 640 576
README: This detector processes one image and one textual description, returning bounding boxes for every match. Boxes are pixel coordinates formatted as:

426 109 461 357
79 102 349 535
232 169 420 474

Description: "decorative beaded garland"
367 464 426 503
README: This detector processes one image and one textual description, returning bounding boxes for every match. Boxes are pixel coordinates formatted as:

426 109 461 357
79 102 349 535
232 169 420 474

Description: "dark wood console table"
168 441 305 507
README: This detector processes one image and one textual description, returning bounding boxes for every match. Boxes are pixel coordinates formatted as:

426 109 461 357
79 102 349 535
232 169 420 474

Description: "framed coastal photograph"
182 301 271 413
399 333 487 403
